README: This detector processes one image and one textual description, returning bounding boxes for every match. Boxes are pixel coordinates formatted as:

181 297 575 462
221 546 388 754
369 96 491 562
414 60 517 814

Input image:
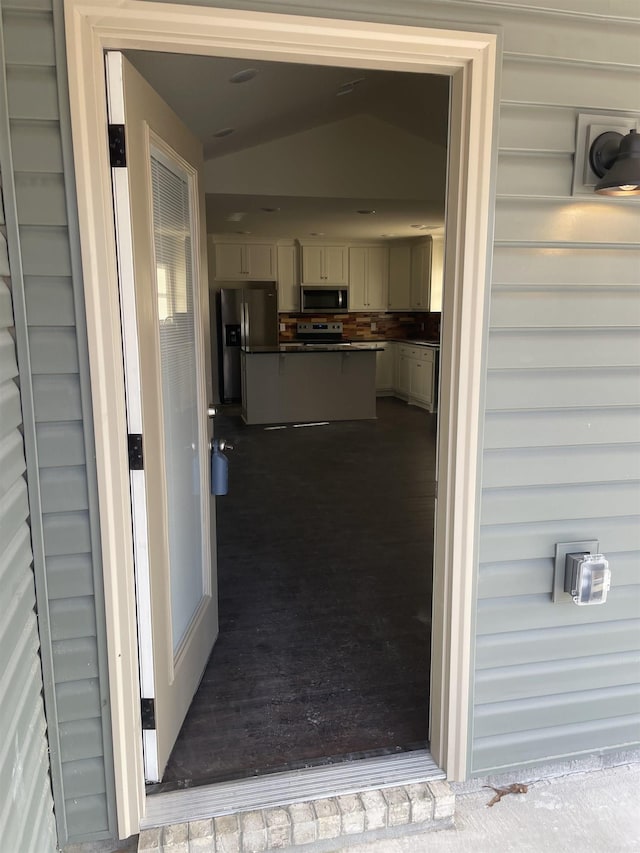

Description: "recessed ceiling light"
261 207 280 213
229 68 258 84
213 127 235 138
226 212 246 222
357 209 376 215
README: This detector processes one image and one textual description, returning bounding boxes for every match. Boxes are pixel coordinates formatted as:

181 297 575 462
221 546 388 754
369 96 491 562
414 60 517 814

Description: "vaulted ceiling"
127 51 450 239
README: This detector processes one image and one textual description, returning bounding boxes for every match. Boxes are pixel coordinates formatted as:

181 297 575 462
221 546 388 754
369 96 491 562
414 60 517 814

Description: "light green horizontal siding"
59 718 105 762
1 1 638 843
485 367 640 409
476 587 640 633
40 465 89 512
481 482 640 526
36 421 86 467
488 329 640 368
475 619 640 666
478 553 638 600
490 288 640 327
482 445 640 487
46 553 95 600
0 43 56 850
9 119 63 172
484 408 640 448
500 55 640 110
1 1 114 843
494 199 639 244
480 515 639 564
15 171 68 225
474 685 640 738
493 244 640 284
475 650 640 704
473 0 640 775
472 715 640 773
24 276 76 325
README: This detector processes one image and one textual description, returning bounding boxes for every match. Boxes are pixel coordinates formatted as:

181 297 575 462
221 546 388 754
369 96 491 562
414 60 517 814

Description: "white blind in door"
151 150 205 654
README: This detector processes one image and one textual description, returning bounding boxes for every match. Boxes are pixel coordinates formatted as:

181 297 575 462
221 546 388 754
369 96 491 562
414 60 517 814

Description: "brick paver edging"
138 780 455 852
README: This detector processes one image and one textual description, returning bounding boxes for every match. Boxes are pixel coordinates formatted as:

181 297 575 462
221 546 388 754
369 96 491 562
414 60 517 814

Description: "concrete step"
137 780 455 852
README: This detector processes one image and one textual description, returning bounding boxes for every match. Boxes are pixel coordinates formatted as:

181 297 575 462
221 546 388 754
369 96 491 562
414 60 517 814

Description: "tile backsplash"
279 312 440 341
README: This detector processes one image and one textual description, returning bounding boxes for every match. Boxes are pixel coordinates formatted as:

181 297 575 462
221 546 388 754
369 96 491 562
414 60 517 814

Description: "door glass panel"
150 149 205 654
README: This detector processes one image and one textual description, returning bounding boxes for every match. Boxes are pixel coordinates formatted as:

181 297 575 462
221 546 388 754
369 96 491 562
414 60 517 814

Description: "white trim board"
63 0 498 838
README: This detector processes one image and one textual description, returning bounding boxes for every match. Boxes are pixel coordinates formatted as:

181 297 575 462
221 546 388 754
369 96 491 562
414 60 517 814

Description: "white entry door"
106 52 218 782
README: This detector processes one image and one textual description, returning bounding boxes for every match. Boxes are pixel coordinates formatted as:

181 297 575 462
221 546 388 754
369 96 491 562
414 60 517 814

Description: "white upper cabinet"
300 244 348 285
410 239 432 311
349 246 389 311
366 247 389 310
214 241 277 280
277 244 298 312
388 245 412 310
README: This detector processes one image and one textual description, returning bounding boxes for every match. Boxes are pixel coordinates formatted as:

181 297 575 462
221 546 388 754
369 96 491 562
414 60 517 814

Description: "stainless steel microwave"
301 286 349 313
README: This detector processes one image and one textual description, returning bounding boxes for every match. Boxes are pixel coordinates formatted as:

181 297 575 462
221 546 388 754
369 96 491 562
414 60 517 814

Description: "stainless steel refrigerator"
217 282 278 402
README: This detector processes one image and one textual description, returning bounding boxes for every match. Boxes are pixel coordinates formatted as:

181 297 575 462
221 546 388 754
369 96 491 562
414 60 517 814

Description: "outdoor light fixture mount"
572 113 640 197
589 128 640 196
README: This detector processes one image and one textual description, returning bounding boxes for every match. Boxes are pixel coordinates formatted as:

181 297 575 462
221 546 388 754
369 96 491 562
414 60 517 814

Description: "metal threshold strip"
141 749 444 828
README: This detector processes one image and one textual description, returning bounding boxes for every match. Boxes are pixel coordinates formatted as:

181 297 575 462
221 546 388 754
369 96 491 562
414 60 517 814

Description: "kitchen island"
240 342 384 425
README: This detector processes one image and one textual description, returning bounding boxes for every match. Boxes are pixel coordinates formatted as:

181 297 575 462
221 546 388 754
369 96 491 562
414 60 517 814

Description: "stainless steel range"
295 321 344 343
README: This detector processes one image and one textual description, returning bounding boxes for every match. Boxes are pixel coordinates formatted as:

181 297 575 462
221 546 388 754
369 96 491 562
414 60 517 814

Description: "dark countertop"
348 338 441 348
390 338 440 348
242 342 385 354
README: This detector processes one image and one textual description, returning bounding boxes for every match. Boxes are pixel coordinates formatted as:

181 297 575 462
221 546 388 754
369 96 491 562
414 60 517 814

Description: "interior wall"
204 113 447 199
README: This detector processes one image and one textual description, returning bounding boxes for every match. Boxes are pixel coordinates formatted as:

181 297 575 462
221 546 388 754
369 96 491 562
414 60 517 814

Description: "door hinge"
128 433 144 470
108 123 126 167
141 698 156 730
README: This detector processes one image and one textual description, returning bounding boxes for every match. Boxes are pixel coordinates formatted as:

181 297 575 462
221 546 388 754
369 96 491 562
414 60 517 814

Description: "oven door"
301 286 349 313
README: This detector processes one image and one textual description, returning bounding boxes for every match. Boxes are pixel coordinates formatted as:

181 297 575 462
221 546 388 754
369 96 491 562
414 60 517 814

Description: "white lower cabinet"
394 343 436 412
410 357 433 405
375 342 395 394
397 348 411 397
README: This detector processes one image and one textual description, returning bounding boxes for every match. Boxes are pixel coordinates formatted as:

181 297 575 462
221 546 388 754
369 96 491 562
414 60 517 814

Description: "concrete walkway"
339 763 640 853
66 762 640 853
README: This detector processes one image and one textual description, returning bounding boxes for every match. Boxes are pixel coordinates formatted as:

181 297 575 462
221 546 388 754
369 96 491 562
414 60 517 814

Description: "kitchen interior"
128 50 450 790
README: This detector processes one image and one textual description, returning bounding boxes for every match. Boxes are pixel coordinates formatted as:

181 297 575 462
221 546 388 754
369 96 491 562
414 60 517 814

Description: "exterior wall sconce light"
589 129 640 196
572 113 640 197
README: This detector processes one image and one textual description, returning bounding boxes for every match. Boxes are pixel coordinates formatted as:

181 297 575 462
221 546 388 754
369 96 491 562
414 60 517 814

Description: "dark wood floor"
160 397 436 789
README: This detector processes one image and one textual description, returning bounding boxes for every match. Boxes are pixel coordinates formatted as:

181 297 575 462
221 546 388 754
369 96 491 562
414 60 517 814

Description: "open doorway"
66 4 496 833
159 399 438 786
124 51 449 791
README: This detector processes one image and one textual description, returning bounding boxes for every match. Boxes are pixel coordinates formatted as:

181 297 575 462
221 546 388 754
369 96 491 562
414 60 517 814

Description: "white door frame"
64 0 498 837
